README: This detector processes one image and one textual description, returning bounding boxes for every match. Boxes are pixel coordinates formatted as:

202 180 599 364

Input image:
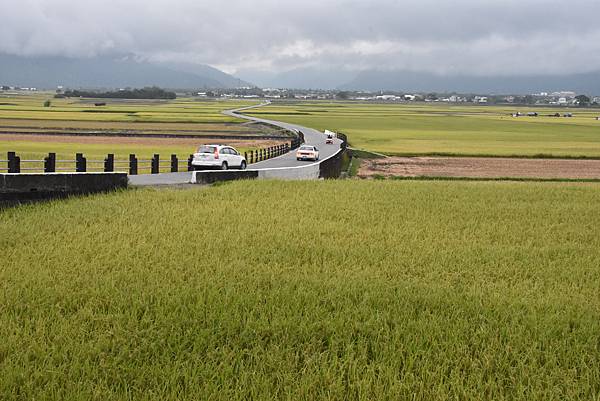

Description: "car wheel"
240 161 247 170
221 162 228 170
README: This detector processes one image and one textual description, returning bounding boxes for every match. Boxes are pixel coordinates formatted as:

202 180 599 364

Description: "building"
376 95 398 101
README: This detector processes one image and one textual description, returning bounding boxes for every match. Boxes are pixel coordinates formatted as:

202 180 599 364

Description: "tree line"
63 87 176 100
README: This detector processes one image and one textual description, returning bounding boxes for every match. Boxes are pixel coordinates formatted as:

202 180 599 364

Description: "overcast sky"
1 0 599 76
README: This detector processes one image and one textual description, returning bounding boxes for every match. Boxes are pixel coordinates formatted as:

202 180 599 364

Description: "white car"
192 145 247 170
296 145 319 161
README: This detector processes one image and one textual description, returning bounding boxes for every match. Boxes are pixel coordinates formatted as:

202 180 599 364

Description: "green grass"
2 180 600 400
247 102 600 158
348 157 362 177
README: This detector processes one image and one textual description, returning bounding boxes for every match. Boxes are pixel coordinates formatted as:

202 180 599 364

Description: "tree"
64 87 176 100
575 95 591 107
523 95 535 105
43 100 51 107
336 91 350 100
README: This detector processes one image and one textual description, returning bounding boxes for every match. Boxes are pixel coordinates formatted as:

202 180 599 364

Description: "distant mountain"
340 70 600 95
238 67 357 90
0 54 249 89
154 61 251 88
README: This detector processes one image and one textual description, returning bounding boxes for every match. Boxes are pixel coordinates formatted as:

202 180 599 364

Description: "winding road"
128 102 342 185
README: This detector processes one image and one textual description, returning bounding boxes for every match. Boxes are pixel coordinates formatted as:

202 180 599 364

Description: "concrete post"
104 154 114 173
44 153 56 173
171 154 178 173
129 154 138 175
8 152 20 174
151 154 160 174
76 153 87 173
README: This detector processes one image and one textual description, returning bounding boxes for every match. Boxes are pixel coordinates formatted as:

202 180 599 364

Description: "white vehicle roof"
196 144 238 152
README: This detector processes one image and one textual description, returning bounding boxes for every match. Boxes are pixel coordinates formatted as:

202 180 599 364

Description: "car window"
230 148 239 155
220 148 231 155
198 146 216 153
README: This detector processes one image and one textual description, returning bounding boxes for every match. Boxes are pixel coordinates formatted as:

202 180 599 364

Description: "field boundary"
0 130 293 141
371 175 600 183
378 151 600 160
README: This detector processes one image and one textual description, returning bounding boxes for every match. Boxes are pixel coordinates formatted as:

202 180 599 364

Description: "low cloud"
1 0 599 75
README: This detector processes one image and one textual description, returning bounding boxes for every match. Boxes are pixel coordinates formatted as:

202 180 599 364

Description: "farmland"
246 102 600 158
2 180 600 400
0 93 250 124
0 94 281 171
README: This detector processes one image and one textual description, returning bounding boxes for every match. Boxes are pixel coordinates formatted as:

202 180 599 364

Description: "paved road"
128 102 342 186
223 103 343 169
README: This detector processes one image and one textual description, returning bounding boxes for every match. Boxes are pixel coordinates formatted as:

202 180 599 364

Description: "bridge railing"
2 143 292 175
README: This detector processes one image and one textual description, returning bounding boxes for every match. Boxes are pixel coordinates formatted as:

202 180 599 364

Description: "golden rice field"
1 180 600 400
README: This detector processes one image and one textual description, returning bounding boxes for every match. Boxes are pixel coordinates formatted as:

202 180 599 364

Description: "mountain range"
0 54 250 89
238 67 357 90
338 70 600 95
240 68 600 95
2 53 600 95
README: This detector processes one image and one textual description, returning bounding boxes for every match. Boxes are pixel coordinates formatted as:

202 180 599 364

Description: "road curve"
224 102 343 169
129 102 341 185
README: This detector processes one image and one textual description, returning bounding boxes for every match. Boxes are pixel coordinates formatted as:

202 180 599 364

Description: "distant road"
129 102 342 185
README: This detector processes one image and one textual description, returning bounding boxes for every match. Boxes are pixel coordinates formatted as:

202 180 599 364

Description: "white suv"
192 145 247 170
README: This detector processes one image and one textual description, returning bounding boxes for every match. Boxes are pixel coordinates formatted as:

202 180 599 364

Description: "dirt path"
358 157 600 180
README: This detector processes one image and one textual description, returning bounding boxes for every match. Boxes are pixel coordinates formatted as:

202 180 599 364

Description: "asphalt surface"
129 102 342 185
223 103 343 169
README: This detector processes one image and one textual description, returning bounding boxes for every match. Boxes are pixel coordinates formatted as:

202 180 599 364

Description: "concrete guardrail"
1 172 128 204
191 148 346 184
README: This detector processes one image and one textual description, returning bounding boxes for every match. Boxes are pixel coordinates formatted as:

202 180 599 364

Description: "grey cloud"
1 0 599 75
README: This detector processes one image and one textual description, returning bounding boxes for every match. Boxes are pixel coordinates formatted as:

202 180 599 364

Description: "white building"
552 91 576 98
376 95 398 101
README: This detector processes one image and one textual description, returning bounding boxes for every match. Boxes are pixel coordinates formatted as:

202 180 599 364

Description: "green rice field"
0 93 252 123
0 94 272 172
247 102 600 158
2 180 599 400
